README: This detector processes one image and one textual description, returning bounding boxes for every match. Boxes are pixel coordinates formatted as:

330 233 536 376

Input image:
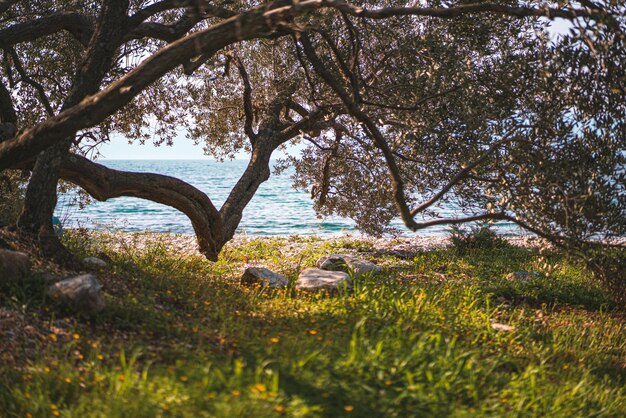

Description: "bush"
449 224 510 255
0 170 27 227
584 247 626 308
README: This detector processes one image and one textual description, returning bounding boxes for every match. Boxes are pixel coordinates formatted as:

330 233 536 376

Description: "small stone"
317 254 350 272
47 274 105 316
316 254 381 277
506 271 541 282
296 268 351 292
241 267 288 288
0 249 31 283
490 320 515 332
348 258 382 276
82 256 108 269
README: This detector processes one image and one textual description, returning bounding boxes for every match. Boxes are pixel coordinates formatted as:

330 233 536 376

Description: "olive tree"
0 0 623 298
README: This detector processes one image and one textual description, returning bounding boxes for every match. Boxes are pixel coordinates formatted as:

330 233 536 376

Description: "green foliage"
0 170 26 227
1 236 625 417
448 224 510 255
585 246 626 308
2 1 623 260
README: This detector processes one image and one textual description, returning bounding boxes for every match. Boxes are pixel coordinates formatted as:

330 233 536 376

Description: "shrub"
449 224 509 255
584 246 626 308
0 170 27 227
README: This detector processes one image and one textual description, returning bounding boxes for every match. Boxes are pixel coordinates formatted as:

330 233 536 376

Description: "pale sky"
99 134 214 160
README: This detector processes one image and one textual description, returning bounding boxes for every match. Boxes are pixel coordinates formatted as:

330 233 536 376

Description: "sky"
98 18 573 160
99 134 214 160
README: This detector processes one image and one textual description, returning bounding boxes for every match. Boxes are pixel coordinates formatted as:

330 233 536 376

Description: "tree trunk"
16 1 128 261
16 140 73 261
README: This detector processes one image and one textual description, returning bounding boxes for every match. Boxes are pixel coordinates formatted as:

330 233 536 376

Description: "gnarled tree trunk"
16 0 129 262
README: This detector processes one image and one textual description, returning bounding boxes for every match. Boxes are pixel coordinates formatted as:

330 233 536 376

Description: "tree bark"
220 145 274 240
60 155 225 260
17 1 130 261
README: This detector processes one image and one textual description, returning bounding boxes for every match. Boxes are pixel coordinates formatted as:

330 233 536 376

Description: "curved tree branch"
300 33 421 230
60 155 224 260
411 213 508 229
410 130 517 217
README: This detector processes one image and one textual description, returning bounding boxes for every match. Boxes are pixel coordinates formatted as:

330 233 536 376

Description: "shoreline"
76 229 547 257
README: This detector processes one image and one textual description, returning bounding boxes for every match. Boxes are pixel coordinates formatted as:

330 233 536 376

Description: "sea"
55 159 518 237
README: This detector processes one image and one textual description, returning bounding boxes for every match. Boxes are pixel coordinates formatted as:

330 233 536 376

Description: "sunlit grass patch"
1 233 624 417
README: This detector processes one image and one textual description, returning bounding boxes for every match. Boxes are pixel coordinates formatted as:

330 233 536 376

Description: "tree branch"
323 0 607 21
300 33 420 230
279 107 328 139
128 0 194 26
0 0 315 170
412 212 507 229
126 1 236 42
0 78 16 125
7 47 55 116
234 55 257 143
58 155 224 260
410 131 516 216
0 12 93 47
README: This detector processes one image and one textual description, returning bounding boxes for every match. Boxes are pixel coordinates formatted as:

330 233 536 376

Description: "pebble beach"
80 230 548 259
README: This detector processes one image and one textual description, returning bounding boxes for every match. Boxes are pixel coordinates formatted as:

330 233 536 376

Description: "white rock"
82 256 108 268
317 254 351 271
241 267 289 288
490 320 515 332
48 274 105 316
296 268 351 292
349 258 382 276
506 271 541 282
316 254 381 277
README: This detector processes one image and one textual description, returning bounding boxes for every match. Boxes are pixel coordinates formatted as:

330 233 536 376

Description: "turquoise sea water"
55 159 515 237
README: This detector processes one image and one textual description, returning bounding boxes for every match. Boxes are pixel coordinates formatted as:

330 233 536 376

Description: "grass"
0 232 625 417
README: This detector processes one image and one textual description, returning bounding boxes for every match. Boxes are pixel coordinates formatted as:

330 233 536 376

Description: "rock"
47 274 105 316
317 254 351 272
296 268 351 292
0 249 31 283
82 256 108 269
490 321 515 333
316 254 381 277
506 271 541 282
241 267 289 288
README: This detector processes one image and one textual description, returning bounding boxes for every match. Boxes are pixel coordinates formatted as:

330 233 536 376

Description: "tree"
0 1 623 281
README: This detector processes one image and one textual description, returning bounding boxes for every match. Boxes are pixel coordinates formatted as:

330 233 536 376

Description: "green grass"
0 233 625 417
